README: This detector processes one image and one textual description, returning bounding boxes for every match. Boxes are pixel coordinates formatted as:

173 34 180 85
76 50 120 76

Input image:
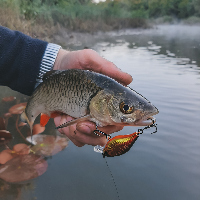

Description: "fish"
103 132 139 157
20 69 158 133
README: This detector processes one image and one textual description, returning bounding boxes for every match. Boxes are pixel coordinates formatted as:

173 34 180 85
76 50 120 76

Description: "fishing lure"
98 122 158 200
102 132 139 157
101 122 157 157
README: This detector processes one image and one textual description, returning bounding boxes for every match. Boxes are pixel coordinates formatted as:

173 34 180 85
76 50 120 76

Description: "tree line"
1 0 200 32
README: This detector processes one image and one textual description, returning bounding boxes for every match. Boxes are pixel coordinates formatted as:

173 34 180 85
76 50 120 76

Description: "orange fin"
50 111 61 119
40 113 50 127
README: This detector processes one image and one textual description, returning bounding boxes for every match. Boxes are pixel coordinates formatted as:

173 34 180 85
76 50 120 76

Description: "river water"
0 25 200 200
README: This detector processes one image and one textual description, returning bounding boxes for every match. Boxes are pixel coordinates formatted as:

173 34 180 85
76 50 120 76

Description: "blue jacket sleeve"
0 26 48 96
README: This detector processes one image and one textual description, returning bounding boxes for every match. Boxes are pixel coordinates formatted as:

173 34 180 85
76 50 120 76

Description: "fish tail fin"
30 126 33 140
21 111 34 143
20 111 28 123
20 111 33 129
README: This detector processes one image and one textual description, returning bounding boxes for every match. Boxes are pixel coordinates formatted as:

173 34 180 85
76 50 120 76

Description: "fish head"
108 87 159 126
89 88 158 127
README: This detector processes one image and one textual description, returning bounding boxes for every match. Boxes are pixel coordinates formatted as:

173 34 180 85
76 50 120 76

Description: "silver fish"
21 69 158 132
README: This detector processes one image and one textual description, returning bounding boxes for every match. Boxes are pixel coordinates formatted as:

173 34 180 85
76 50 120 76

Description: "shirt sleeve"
0 26 48 96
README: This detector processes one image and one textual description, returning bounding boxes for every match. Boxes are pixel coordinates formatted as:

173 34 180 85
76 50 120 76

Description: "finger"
68 136 85 147
82 49 133 85
76 121 96 136
73 129 107 146
65 122 86 147
54 115 105 146
54 115 84 147
98 125 124 135
54 114 74 136
54 115 124 146
55 49 133 85
77 121 124 136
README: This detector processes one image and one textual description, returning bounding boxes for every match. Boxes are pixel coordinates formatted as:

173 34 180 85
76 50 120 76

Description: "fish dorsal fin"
42 70 61 81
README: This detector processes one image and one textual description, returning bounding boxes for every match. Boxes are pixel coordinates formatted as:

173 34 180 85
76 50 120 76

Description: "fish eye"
119 102 134 114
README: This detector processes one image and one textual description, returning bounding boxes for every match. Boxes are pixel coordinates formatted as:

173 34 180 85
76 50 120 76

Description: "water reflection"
91 25 200 200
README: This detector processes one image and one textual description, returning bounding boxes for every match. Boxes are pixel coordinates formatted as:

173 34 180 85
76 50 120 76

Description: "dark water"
0 25 200 200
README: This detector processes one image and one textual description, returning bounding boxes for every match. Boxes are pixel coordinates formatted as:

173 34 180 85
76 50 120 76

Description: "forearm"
0 26 48 95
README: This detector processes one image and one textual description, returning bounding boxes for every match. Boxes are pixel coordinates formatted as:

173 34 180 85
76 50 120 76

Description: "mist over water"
1 25 200 200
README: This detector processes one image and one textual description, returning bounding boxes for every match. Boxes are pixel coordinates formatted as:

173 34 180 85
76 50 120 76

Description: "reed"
1 0 200 36
0 0 148 34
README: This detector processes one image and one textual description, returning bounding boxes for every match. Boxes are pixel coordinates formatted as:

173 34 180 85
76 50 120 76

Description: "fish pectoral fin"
40 113 51 127
40 112 62 127
50 111 62 118
55 115 91 129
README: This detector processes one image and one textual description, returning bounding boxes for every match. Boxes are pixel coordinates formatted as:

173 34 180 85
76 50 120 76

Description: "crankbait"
101 122 157 157
103 132 139 157
98 122 157 200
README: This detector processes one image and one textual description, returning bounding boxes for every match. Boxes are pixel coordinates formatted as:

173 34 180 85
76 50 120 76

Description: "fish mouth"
134 116 156 126
134 106 159 126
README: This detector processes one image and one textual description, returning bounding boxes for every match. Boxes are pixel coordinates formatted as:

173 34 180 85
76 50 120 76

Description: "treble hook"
93 125 111 139
137 119 157 135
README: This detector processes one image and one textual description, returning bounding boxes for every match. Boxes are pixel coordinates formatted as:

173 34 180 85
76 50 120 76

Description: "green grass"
0 0 149 33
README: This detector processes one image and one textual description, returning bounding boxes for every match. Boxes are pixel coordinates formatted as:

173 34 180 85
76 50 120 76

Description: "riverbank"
1 0 200 43
0 0 148 41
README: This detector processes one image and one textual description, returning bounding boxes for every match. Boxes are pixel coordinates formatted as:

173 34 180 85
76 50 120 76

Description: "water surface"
0 25 200 200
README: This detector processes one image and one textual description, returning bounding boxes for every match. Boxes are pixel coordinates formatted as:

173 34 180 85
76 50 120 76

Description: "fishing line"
94 125 111 139
103 157 121 200
96 120 157 200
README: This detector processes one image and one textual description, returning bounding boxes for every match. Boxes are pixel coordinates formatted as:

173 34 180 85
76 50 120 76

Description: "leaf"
0 150 14 165
0 130 12 145
28 135 68 156
2 114 12 131
3 113 12 118
18 122 27 127
2 96 16 102
32 124 45 135
8 102 27 115
0 154 48 183
13 144 30 155
0 117 6 130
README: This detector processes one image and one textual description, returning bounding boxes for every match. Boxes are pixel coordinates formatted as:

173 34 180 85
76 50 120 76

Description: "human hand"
53 49 132 147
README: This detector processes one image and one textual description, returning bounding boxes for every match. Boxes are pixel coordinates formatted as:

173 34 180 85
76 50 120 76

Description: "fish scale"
27 70 102 119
